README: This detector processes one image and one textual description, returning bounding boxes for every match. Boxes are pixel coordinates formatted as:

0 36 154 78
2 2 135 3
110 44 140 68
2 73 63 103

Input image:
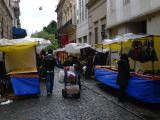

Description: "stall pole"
151 35 155 75
120 42 122 55
110 44 111 68
134 61 136 72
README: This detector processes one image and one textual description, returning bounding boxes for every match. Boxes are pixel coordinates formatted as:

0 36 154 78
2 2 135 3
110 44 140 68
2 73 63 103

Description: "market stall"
94 34 160 103
0 39 40 96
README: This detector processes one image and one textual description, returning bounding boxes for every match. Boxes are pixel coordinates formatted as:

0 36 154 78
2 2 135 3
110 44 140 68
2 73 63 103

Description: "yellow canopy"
95 35 160 51
95 43 121 51
95 35 160 71
0 39 38 52
0 39 38 73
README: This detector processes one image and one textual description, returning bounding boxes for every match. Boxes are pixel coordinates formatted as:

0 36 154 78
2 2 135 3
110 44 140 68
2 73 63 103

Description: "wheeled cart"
62 67 81 98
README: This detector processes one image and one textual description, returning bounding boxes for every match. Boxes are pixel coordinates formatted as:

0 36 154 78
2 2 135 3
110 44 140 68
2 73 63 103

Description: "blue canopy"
12 27 27 39
11 74 40 96
95 68 160 103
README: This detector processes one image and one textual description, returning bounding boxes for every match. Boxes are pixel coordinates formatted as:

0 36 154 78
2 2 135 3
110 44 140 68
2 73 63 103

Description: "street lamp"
39 6 43 10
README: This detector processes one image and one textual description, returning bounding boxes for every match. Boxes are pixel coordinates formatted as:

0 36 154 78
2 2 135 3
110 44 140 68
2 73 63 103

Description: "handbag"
128 41 142 61
139 40 151 62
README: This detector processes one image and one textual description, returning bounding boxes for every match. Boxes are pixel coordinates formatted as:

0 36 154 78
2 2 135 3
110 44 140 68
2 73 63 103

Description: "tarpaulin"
0 39 38 52
11 74 40 96
5 47 37 73
12 27 27 39
94 68 160 103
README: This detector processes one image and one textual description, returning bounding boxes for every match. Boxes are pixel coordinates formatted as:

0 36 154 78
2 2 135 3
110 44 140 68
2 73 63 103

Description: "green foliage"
43 20 57 34
31 20 58 50
31 31 58 49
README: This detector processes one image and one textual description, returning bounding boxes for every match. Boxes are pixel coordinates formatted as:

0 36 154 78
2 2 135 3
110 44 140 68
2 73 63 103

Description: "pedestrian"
39 50 46 79
116 54 130 102
42 49 56 96
93 52 101 66
63 55 74 67
85 56 93 79
72 57 83 89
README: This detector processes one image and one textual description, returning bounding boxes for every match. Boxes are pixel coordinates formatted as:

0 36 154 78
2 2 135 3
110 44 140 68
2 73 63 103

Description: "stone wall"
0 0 12 39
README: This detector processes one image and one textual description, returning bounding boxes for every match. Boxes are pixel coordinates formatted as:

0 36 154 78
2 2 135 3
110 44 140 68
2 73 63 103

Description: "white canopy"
102 33 147 45
0 38 33 45
23 37 51 45
65 43 91 53
91 46 109 53
102 39 113 44
121 33 147 41
54 48 65 52
23 37 52 54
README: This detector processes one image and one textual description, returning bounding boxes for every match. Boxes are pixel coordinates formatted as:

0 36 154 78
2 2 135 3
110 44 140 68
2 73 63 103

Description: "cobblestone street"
0 68 160 120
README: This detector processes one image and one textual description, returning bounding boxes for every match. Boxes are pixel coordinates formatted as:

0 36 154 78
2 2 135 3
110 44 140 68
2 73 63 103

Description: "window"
89 32 92 44
85 0 87 19
82 0 84 20
78 38 82 43
83 36 87 43
0 20 2 38
0 18 4 38
123 0 130 6
139 21 147 34
9 0 11 6
95 27 98 44
79 0 81 22
101 24 106 39
109 28 118 39
7 24 8 38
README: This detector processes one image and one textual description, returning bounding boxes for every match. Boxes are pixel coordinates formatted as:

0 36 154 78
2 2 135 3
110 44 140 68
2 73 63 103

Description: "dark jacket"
117 60 130 86
0 61 6 75
43 54 56 71
63 60 74 67
93 53 101 65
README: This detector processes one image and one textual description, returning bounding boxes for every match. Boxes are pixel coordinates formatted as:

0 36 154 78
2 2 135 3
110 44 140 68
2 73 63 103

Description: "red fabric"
64 67 70 71
60 34 68 47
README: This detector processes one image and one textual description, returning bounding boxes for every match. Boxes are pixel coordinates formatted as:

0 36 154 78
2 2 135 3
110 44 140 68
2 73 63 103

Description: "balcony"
57 19 76 33
86 0 97 7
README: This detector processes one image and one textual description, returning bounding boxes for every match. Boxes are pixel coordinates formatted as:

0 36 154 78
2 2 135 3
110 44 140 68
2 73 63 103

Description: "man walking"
42 49 56 96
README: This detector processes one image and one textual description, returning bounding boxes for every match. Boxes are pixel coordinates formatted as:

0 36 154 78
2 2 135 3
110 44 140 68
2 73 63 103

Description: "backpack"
44 55 55 70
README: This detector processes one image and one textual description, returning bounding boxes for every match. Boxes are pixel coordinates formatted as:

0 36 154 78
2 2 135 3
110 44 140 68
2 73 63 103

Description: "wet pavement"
0 68 160 120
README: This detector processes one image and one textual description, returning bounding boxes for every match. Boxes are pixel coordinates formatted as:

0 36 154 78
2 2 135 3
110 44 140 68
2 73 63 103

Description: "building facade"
0 0 20 39
11 0 21 28
86 0 106 45
76 0 89 43
107 0 160 38
56 0 76 47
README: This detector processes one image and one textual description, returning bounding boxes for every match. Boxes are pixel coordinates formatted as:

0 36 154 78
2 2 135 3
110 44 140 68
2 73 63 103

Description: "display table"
10 73 40 96
94 67 160 103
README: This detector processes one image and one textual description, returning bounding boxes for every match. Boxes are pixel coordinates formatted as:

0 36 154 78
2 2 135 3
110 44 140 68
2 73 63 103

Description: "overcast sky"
19 0 59 36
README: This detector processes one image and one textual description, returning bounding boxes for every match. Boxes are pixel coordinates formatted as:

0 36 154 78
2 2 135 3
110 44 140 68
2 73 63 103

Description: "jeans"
45 71 54 94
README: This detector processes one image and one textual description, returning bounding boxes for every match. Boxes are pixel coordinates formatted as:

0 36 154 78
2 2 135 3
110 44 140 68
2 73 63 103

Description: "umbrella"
65 43 91 53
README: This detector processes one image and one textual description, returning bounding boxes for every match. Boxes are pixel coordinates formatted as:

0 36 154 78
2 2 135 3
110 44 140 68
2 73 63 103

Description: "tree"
43 20 57 34
31 20 58 50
